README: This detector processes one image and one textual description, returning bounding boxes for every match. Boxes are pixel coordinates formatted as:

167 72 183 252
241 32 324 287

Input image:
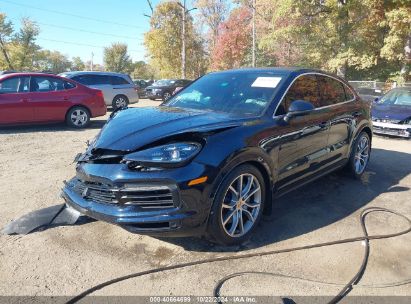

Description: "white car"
60 71 139 109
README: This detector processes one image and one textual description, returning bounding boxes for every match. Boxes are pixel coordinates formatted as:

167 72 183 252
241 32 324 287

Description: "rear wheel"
345 131 371 178
112 95 129 110
207 164 265 245
66 106 90 128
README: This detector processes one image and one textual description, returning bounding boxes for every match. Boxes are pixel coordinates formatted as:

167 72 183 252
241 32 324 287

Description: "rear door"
317 75 357 164
274 74 331 188
109 75 136 100
0 76 32 123
29 76 71 122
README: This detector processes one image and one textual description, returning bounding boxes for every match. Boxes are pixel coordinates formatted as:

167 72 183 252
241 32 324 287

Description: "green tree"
71 56 85 71
33 50 71 73
0 13 14 70
11 18 40 71
144 1 206 79
132 61 157 80
103 43 132 73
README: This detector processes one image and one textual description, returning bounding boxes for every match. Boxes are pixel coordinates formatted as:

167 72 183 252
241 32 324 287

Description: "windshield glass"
379 89 411 106
165 72 284 116
153 80 175 86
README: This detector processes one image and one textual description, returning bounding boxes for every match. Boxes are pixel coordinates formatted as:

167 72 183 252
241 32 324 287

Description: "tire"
345 131 371 178
207 164 266 245
162 92 172 102
66 106 90 128
112 95 129 110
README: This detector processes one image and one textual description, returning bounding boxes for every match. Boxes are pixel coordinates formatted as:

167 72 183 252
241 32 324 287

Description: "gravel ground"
0 99 410 300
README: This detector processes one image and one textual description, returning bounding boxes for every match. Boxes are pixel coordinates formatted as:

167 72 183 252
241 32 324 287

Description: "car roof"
0 72 61 80
60 71 129 77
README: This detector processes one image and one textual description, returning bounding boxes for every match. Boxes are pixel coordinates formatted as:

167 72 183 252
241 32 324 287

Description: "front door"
0 76 32 124
29 76 71 122
273 74 331 190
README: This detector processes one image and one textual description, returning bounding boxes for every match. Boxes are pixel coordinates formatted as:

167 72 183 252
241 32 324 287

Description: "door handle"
63 96 69 101
20 98 29 102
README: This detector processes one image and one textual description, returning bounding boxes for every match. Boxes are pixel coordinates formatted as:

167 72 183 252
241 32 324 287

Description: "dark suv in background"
146 79 191 101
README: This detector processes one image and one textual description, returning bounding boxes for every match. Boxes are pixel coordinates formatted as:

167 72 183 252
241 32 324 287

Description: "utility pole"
90 52 94 71
178 1 196 79
252 0 256 67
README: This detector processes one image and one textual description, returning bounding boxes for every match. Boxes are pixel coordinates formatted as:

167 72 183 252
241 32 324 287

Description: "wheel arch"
208 149 275 216
65 104 91 120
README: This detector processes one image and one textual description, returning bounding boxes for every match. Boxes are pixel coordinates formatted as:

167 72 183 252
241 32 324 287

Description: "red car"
0 73 106 128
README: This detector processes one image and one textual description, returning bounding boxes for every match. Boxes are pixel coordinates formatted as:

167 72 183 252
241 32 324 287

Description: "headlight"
123 142 201 167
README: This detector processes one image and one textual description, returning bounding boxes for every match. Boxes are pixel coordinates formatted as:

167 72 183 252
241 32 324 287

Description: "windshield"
165 72 284 117
153 80 175 86
379 89 411 106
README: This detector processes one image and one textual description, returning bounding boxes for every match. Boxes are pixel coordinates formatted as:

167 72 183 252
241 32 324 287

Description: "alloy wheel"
70 109 88 126
354 135 370 174
115 97 127 108
163 92 171 101
220 173 262 238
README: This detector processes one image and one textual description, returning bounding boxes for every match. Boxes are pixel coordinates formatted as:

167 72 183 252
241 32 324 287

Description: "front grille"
72 179 175 209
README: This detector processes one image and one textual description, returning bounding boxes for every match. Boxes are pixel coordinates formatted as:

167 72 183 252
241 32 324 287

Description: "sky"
0 0 164 64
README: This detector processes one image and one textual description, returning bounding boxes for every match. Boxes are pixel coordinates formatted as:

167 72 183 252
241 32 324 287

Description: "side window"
64 81 76 90
344 85 355 101
72 75 92 85
0 77 29 94
318 76 346 106
32 77 65 92
110 76 129 85
276 75 321 115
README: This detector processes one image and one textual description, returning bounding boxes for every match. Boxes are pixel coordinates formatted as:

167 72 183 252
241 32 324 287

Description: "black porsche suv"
62 68 372 245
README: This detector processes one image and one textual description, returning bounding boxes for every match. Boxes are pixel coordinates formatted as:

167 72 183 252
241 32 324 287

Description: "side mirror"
284 100 315 122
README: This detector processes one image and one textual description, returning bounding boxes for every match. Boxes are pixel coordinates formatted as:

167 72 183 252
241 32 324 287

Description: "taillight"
96 90 104 99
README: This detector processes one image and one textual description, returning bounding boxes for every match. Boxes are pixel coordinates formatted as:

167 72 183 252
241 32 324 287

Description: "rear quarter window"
317 76 346 106
110 76 130 85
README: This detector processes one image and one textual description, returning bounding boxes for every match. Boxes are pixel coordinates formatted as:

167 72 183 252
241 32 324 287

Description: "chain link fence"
349 81 411 93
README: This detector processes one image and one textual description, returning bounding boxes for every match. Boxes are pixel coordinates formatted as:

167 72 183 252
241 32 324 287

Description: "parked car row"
1 69 410 138
0 73 106 128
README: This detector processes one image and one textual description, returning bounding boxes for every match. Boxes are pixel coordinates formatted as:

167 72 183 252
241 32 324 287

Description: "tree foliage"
211 6 252 70
258 0 411 80
103 43 133 73
144 1 207 79
195 0 229 50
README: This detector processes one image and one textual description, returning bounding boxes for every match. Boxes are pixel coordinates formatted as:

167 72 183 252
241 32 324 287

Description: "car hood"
92 107 246 151
372 103 411 121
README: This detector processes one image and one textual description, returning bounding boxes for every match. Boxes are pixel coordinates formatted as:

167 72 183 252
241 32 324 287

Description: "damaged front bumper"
61 163 211 236
372 121 411 138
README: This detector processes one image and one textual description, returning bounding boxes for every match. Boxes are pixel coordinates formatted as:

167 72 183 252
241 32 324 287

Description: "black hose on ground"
66 207 411 304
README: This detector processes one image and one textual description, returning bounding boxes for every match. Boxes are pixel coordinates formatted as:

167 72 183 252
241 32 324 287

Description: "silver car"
59 71 139 109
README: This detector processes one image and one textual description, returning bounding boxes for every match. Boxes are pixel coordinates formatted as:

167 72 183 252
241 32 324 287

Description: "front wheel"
162 92 172 101
66 106 90 128
207 164 266 245
345 131 371 178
